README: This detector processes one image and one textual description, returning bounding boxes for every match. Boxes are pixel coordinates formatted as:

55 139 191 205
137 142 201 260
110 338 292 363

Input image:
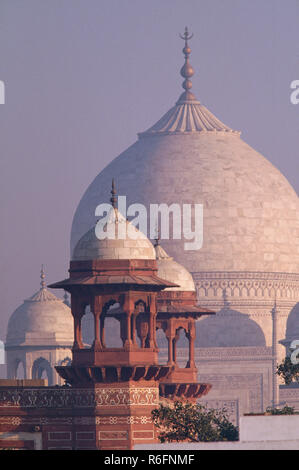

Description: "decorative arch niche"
32 357 53 385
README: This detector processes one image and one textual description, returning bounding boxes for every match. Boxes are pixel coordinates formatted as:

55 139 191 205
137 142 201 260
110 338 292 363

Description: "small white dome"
6 286 73 347
155 244 195 292
72 207 156 261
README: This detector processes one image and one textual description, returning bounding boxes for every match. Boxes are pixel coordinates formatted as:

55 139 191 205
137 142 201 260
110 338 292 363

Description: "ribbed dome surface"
139 98 239 136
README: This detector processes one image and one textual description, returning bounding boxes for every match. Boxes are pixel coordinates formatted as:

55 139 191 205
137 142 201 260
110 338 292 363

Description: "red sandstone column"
100 317 106 348
153 312 158 349
167 336 173 365
165 321 175 365
187 322 196 368
71 296 84 350
132 312 137 346
147 294 156 349
173 337 177 363
91 296 103 351
126 311 132 348
148 312 155 349
123 292 134 349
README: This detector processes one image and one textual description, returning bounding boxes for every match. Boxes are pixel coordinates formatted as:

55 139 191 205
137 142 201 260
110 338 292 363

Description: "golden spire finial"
179 27 196 101
40 264 46 289
110 178 117 208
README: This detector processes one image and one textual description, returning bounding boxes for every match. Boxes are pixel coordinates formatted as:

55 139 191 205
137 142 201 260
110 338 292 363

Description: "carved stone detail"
193 271 299 301
159 347 273 362
0 387 159 409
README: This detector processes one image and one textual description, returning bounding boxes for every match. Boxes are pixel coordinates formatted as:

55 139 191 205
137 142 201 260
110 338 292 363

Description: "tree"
151 401 239 443
265 405 294 415
276 356 299 385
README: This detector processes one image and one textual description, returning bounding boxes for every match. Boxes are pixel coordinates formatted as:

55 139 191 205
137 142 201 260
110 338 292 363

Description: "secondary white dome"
6 285 73 347
155 243 195 291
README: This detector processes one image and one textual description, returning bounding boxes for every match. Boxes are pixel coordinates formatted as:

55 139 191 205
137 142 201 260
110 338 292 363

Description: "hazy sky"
0 0 298 352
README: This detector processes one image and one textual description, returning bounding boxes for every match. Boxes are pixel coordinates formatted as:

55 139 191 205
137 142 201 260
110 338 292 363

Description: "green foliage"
276 357 299 385
151 401 239 443
266 405 295 415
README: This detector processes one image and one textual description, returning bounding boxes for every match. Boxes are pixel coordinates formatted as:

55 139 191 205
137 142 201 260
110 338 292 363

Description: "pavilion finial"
154 225 160 247
179 27 195 98
40 264 46 289
110 178 117 209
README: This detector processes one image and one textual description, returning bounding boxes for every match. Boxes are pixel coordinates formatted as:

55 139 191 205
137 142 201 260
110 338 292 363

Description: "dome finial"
110 178 117 208
179 27 195 100
40 264 46 289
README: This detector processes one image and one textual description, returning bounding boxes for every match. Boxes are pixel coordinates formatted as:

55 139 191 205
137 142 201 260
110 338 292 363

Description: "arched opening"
156 328 168 364
81 305 94 347
196 307 266 347
32 357 53 385
102 302 123 348
175 328 188 368
15 360 25 379
104 317 122 348
135 300 152 348
284 302 299 355
134 300 147 348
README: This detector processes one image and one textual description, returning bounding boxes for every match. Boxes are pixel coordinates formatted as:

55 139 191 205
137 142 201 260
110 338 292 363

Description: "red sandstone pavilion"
0 182 213 450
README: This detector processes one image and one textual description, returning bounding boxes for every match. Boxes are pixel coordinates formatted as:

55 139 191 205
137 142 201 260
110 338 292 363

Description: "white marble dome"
70 96 299 275
69 42 299 371
6 285 73 347
72 206 156 261
155 243 195 291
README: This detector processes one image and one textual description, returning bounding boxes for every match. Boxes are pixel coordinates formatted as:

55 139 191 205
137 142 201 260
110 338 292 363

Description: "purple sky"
0 0 298 353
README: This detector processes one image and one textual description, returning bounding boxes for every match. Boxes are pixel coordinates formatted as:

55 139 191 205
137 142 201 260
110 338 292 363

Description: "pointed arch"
32 357 53 385
175 327 188 368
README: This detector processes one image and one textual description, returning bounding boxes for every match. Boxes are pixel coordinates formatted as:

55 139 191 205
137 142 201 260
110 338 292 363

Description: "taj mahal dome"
5 29 299 422
69 29 299 419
